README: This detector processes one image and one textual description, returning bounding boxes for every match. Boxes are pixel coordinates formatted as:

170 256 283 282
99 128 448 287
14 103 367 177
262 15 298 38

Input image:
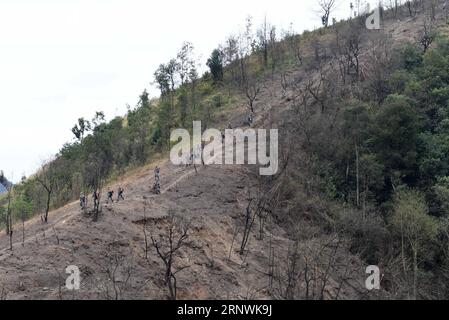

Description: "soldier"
80 193 86 210
117 187 125 202
247 114 253 127
153 166 161 195
106 189 114 204
195 143 204 165
153 181 161 194
154 166 160 181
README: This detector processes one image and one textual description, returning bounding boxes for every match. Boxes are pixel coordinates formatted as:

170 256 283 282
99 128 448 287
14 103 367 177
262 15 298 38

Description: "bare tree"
93 252 136 300
405 0 420 17
244 81 261 113
149 211 190 300
240 196 257 255
5 182 13 250
36 160 58 223
318 0 338 28
417 20 436 52
240 179 280 255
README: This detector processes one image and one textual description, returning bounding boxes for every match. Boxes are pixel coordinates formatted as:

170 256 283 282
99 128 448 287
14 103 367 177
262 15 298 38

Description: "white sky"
0 0 376 182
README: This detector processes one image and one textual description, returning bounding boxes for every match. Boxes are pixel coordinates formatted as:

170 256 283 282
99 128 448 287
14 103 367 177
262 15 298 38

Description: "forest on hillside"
2 0 449 299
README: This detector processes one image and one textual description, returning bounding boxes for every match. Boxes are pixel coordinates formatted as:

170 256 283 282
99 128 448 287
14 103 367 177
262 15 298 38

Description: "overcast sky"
0 0 377 182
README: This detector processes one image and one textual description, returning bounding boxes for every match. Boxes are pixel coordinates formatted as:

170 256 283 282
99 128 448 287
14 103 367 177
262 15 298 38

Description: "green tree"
82 111 114 221
127 90 152 164
71 118 91 143
206 49 224 83
372 95 421 195
11 194 33 245
390 188 438 299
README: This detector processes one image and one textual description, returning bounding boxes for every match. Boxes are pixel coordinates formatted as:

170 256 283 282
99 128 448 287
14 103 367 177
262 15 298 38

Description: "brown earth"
2 5 442 299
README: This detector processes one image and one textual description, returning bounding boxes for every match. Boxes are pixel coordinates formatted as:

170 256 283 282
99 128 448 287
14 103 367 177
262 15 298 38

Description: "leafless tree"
318 0 338 28
36 160 58 223
304 73 329 113
244 81 261 113
417 20 436 52
405 0 420 16
105 254 134 300
274 232 356 300
5 183 13 250
90 250 139 300
240 178 281 255
240 196 257 255
149 210 190 300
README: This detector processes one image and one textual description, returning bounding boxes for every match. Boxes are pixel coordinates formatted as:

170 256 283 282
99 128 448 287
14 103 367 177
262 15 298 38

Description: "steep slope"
3 3 444 300
0 68 370 299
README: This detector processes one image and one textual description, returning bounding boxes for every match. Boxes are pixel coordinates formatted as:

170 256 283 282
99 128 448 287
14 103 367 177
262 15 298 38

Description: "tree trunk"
44 191 51 223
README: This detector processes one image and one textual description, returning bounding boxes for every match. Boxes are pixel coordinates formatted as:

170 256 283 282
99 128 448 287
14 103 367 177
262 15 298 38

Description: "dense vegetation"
274 5 449 298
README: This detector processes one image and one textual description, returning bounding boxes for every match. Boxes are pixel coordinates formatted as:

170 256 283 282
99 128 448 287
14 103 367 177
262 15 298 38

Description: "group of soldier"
79 114 254 211
79 186 125 210
106 187 125 204
185 143 206 168
79 166 162 212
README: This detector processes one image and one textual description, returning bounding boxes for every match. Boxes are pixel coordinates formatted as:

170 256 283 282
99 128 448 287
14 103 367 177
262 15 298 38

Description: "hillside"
2 0 449 300
0 70 370 299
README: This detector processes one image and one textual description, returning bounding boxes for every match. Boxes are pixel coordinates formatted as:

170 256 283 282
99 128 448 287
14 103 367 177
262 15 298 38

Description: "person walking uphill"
107 189 114 204
117 187 125 202
154 166 160 181
80 193 86 210
153 166 161 195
